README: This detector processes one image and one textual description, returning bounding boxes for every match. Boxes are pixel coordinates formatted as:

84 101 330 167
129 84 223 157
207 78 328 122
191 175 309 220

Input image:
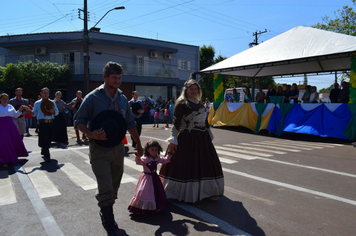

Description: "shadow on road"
129 196 265 236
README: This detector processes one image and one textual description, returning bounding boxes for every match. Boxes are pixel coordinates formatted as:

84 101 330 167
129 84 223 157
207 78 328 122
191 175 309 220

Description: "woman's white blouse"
0 104 21 118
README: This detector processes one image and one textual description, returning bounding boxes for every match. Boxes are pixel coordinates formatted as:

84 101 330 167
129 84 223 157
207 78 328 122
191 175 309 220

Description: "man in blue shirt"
128 91 144 149
75 61 143 236
32 87 59 162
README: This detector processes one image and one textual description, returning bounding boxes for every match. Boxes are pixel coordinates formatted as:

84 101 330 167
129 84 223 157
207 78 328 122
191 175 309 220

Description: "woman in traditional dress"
0 93 30 167
52 91 69 146
159 79 224 203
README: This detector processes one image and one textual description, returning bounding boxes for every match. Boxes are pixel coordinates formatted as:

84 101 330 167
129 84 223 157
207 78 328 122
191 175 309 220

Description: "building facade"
0 31 200 102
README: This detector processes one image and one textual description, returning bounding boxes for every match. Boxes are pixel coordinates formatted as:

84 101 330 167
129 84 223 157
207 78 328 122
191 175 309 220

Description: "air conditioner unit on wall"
35 47 47 55
164 53 172 60
150 51 157 58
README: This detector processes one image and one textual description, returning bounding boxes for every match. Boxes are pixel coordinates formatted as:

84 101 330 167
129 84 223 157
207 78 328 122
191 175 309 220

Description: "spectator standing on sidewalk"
128 91 144 149
24 99 33 136
9 88 29 139
168 100 174 124
68 90 87 142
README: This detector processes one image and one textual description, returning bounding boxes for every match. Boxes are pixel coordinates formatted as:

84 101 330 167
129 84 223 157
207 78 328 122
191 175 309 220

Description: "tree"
312 0 356 90
199 45 216 100
312 0 356 36
319 84 333 94
0 60 71 98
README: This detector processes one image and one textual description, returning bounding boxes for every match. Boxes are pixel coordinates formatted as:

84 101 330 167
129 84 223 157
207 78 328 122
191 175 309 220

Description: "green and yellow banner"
213 74 224 111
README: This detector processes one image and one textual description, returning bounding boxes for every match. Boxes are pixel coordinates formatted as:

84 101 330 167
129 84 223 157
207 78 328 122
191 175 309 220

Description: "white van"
224 87 268 103
224 87 246 103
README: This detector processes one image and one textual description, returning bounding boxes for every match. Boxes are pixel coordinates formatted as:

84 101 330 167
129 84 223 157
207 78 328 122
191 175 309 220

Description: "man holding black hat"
75 61 143 236
128 91 144 149
32 87 58 162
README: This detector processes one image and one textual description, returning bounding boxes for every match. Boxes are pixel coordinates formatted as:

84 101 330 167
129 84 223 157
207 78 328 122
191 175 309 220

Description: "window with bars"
19 54 34 62
178 60 191 70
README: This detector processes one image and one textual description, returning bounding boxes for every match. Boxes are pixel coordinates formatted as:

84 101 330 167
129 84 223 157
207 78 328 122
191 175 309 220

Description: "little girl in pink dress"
128 140 172 214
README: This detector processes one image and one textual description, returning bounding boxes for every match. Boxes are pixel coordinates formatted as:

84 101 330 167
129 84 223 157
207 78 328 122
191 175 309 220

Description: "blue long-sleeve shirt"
32 98 59 119
74 84 136 130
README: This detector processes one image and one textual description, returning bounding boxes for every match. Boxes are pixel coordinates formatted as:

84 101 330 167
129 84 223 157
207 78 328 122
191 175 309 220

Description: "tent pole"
251 77 256 102
334 71 337 84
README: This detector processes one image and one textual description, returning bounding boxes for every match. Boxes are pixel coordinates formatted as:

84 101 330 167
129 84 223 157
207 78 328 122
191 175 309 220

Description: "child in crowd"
164 104 170 128
149 106 155 124
153 108 160 128
128 140 172 214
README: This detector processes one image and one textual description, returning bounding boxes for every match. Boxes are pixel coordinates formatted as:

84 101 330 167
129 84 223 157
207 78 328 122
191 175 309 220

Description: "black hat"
131 102 142 115
90 110 127 147
41 99 54 116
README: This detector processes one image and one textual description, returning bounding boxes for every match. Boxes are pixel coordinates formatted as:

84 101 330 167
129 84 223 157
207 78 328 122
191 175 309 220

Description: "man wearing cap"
32 87 59 162
9 88 29 139
75 61 143 236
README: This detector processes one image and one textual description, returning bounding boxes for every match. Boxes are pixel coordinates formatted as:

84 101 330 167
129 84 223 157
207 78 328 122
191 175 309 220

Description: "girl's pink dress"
128 154 171 214
154 111 160 120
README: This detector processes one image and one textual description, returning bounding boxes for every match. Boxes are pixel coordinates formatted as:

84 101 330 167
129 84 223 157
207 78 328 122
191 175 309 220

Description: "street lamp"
83 3 125 95
90 6 125 32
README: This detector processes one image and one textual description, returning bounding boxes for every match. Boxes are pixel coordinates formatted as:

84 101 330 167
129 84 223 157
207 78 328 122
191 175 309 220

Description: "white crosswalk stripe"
265 139 341 148
215 145 273 157
256 141 314 150
122 173 138 184
216 149 258 160
214 141 343 162
24 167 61 198
239 142 301 152
0 170 16 206
60 162 97 190
218 157 238 164
262 140 325 149
223 144 287 155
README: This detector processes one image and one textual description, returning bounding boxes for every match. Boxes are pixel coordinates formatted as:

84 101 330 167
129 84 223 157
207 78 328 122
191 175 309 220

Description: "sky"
1 0 354 90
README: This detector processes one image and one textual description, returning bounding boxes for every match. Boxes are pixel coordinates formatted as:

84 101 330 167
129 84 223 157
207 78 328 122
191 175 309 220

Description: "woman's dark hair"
144 140 163 157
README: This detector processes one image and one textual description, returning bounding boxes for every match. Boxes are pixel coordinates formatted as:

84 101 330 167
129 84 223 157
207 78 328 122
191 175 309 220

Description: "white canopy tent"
201 26 356 78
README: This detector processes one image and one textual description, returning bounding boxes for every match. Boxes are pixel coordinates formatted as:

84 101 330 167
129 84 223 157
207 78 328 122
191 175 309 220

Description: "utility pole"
303 74 308 85
83 0 90 95
249 29 267 102
249 29 267 47
79 2 124 95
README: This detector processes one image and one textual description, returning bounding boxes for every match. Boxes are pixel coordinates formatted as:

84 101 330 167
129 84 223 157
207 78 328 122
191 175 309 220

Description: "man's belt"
38 119 54 123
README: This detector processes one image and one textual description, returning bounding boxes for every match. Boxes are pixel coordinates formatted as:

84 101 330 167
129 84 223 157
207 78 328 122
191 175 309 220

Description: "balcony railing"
83 61 178 78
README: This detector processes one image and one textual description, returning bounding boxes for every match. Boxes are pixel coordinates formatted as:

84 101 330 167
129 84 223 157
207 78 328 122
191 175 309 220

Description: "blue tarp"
267 104 353 140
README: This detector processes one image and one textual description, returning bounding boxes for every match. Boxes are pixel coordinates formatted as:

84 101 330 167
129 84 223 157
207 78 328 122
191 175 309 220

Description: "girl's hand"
168 143 177 154
134 154 141 164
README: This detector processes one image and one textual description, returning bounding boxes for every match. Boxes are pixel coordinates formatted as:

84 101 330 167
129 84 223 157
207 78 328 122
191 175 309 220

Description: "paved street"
1 124 355 236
